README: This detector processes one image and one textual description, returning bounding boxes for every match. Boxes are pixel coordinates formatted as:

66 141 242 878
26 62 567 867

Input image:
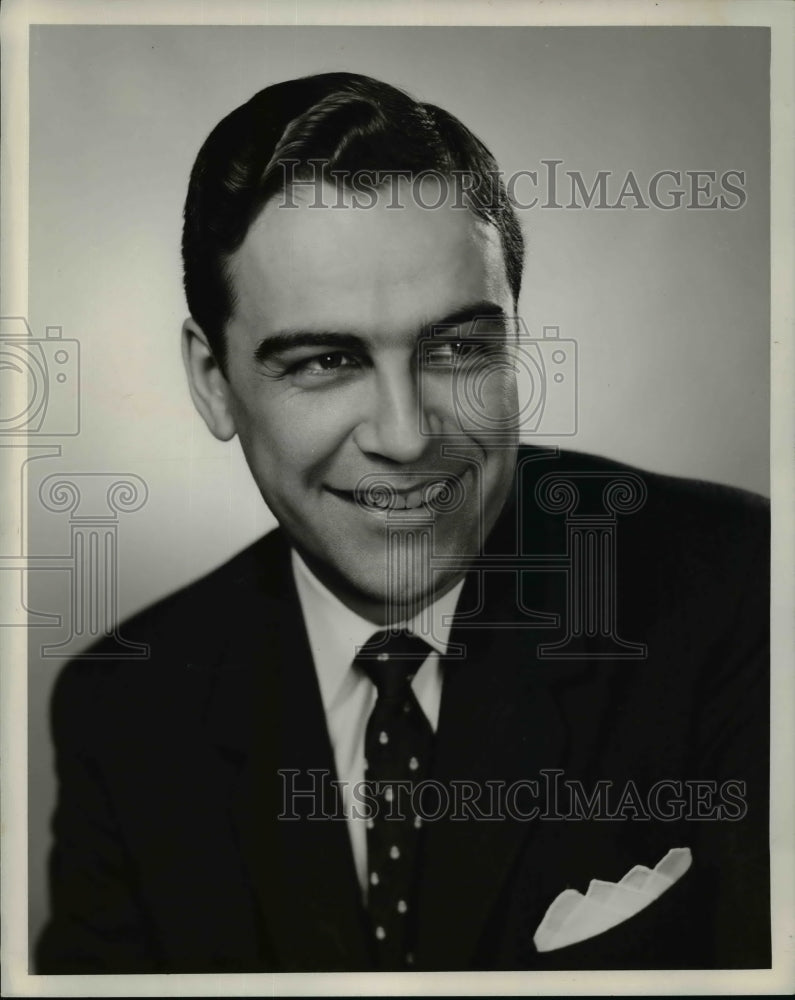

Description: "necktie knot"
355 629 432 700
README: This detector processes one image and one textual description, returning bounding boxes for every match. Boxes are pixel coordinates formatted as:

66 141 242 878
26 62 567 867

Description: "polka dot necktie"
356 629 434 970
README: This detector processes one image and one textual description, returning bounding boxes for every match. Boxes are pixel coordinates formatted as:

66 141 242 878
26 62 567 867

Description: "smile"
327 475 464 514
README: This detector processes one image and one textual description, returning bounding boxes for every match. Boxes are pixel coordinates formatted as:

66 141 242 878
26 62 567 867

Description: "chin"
361 564 461 622
309 552 447 623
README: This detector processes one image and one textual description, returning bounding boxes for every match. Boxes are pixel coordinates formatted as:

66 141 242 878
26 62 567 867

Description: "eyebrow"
252 300 507 366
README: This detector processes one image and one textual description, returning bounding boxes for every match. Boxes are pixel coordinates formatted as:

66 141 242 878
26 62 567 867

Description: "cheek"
236 391 354 476
422 359 518 416
443 367 520 440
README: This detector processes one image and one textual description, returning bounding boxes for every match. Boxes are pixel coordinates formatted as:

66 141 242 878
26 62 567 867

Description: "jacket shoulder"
50 528 288 725
516 446 769 621
528 445 768 536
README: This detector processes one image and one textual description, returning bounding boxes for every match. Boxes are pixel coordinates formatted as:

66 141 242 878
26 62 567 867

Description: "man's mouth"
327 475 463 513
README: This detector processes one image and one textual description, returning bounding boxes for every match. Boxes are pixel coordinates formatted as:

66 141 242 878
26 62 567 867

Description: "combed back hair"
182 72 524 369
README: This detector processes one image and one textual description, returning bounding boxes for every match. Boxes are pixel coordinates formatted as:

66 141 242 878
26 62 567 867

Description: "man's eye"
423 341 489 367
293 352 360 376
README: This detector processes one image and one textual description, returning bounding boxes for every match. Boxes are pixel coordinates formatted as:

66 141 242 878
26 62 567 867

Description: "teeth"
359 479 450 511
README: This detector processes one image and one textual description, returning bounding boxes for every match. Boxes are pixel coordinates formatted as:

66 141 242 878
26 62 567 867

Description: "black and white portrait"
2 1 792 995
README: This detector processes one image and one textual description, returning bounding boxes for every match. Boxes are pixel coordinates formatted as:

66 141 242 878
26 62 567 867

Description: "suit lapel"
202 533 373 971
414 591 569 968
414 455 592 969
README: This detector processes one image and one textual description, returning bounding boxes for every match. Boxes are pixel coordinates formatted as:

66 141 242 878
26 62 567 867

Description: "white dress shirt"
291 549 465 897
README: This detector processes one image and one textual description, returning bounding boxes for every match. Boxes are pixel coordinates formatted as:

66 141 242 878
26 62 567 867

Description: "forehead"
225 179 510 338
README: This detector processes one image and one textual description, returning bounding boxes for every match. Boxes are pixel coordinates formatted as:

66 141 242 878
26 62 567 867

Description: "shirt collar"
291 548 465 712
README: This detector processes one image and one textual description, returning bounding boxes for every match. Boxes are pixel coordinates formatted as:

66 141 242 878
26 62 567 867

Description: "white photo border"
2 1 792 996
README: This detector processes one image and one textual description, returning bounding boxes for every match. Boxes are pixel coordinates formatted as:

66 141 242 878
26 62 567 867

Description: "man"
36 72 769 973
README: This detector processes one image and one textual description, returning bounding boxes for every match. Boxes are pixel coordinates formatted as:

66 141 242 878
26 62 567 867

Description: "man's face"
219 178 519 622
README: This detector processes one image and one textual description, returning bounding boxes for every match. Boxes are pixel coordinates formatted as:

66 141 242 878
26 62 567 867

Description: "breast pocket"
531 859 701 970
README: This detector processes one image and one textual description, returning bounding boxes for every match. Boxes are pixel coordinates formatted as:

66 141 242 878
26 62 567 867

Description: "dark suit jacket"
35 447 770 973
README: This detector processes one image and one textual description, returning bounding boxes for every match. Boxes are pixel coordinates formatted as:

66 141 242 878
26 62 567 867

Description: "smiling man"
183 172 518 621
37 73 770 975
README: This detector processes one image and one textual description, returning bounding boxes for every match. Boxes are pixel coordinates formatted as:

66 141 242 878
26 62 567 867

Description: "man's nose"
353 367 431 464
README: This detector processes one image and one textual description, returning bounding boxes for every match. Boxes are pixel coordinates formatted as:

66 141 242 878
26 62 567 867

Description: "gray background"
26 25 770 951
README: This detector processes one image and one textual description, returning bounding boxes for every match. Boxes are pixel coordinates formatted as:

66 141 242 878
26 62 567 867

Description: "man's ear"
181 318 237 441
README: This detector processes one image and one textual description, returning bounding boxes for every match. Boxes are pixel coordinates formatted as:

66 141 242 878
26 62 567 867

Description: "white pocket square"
533 847 692 953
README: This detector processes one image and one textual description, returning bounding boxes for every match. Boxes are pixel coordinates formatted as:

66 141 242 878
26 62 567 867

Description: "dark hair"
182 72 524 369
